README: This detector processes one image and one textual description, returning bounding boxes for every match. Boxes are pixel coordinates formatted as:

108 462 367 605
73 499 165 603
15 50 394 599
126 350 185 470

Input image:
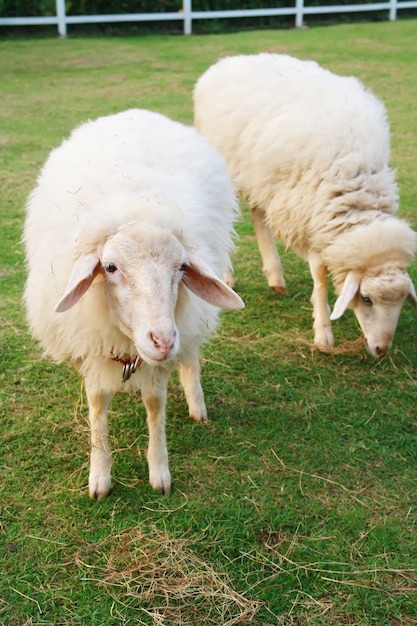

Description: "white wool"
24 108 243 498
194 53 397 258
25 109 238 375
194 53 416 356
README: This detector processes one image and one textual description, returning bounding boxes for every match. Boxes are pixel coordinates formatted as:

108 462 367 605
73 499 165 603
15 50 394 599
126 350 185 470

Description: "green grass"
1 20 417 625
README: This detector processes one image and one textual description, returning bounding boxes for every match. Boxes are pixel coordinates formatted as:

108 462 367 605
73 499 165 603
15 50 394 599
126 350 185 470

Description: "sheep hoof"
313 329 335 350
270 285 286 296
89 474 112 500
157 479 171 496
190 413 208 423
91 489 112 500
149 466 171 495
160 480 171 496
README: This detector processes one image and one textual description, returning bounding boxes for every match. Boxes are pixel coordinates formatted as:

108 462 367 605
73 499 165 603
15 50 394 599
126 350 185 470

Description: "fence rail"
1 0 416 35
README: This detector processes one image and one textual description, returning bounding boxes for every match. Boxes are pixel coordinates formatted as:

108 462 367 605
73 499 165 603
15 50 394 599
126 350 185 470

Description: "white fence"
1 0 416 35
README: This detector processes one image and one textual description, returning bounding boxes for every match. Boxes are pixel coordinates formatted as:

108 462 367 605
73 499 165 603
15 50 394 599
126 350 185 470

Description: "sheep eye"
180 262 188 272
361 294 372 305
104 262 118 273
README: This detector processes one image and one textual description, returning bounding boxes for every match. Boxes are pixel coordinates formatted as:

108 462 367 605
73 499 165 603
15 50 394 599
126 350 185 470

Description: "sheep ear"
408 276 417 307
330 271 361 321
182 256 244 310
55 253 101 312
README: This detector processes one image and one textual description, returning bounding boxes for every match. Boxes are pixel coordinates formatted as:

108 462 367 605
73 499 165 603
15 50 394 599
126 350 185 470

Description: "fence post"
183 0 192 34
56 0 67 36
389 0 397 19
295 0 304 27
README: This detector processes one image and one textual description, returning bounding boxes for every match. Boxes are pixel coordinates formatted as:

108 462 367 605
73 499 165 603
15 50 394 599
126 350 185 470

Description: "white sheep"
24 108 244 499
194 53 417 357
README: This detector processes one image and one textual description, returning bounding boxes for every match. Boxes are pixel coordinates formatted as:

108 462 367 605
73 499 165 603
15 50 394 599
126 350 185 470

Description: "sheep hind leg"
141 372 171 494
251 204 286 295
308 253 334 349
179 360 208 423
85 382 113 500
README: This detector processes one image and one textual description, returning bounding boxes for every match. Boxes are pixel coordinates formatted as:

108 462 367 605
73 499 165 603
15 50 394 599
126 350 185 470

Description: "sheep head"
330 268 416 357
55 222 244 365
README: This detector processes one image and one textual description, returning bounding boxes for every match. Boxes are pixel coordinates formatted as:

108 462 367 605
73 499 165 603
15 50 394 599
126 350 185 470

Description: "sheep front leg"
85 383 113 499
179 360 208 423
308 253 334 348
141 372 171 494
251 204 286 294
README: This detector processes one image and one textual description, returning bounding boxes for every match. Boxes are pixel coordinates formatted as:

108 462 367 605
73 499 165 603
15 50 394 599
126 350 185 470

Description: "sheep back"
194 53 399 259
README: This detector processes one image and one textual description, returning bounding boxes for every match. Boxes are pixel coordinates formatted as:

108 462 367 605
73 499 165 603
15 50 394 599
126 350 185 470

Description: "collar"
110 347 143 382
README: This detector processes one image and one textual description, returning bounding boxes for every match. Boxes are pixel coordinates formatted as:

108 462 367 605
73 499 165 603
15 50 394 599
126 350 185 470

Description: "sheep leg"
308 253 334 348
85 383 113 499
179 360 208 423
251 204 286 295
141 372 171 494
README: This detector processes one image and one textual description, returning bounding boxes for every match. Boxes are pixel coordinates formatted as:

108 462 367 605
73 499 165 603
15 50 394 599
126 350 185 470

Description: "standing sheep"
194 53 417 357
24 108 244 499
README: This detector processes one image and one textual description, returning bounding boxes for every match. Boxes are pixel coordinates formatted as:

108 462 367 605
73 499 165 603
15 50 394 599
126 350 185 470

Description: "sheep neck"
110 347 142 383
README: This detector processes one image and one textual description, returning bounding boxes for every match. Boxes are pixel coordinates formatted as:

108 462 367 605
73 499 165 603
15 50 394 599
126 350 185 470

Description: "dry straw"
77 524 263 625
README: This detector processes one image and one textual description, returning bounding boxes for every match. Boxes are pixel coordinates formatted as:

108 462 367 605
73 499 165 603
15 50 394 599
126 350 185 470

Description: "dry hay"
213 324 368 361
309 336 367 356
78 524 263 625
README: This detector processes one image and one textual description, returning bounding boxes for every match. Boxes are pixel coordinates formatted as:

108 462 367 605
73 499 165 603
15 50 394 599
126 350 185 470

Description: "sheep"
23 108 244 499
193 53 417 357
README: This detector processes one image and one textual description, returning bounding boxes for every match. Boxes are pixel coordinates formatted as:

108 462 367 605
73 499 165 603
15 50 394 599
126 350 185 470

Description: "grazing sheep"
194 53 417 357
24 108 244 499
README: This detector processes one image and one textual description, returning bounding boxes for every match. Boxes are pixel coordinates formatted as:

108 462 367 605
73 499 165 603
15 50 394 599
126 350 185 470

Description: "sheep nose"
375 344 388 357
150 332 175 357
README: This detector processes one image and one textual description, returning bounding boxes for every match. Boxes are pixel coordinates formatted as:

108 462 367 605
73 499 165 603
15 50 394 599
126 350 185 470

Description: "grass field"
1 19 417 626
